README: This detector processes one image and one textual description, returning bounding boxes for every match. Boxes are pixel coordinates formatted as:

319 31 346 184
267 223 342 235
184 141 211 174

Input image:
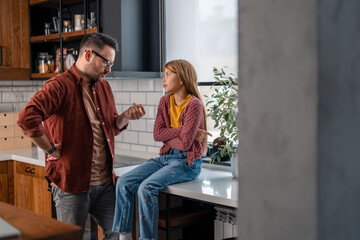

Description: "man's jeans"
112 149 202 240
51 180 119 240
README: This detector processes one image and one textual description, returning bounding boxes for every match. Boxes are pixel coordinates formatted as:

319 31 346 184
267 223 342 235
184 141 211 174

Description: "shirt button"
102 122 105 125
93 91 95 94
97 107 100 110
107 139 110 142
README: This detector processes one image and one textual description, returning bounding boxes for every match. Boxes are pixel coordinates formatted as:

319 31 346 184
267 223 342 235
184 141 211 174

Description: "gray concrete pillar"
237 0 360 239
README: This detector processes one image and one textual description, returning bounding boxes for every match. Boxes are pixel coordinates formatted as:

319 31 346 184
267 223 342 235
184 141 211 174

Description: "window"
165 0 238 142
164 0 238 82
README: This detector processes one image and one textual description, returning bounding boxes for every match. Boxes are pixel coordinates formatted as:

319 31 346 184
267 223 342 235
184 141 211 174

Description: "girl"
112 59 210 240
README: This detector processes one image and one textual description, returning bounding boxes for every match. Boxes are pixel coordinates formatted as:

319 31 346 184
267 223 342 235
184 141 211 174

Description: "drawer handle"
25 167 35 174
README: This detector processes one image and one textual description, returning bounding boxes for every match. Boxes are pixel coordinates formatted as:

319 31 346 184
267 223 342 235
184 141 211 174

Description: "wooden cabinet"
0 160 52 219
0 161 9 203
14 161 52 218
0 112 32 151
0 0 30 80
29 0 100 80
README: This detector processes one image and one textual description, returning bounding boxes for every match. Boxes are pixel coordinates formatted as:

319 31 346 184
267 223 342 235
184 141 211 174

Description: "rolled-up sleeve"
17 79 64 138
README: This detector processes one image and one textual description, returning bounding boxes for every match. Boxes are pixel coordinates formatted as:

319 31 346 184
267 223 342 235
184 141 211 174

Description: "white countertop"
1 148 238 208
114 164 238 208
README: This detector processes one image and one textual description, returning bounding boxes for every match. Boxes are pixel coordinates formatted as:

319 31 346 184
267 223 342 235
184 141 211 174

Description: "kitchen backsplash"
0 78 164 156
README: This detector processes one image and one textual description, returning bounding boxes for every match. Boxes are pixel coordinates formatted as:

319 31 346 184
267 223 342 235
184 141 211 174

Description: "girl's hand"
46 143 62 161
195 129 212 141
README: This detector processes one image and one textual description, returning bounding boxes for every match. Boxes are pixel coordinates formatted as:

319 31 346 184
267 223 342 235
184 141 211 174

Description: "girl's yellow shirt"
169 94 193 128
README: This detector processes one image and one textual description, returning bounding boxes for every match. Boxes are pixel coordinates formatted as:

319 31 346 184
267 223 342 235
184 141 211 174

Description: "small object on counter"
63 20 71 32
47 55 54 73
74 14 83 31
53 16 59 32
88 12 96 28
37 52 49 74
44 22 51 35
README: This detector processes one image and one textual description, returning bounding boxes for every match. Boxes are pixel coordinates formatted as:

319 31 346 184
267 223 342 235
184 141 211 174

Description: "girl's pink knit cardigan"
153 94 206 167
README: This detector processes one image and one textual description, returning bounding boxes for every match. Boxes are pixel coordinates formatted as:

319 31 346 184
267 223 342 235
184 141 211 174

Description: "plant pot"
231 153 238 178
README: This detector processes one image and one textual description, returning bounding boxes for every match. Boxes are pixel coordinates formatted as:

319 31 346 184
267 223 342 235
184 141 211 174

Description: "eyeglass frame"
85 49 114 68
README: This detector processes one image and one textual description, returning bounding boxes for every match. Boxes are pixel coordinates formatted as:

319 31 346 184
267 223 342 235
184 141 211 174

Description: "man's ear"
84 50 92 62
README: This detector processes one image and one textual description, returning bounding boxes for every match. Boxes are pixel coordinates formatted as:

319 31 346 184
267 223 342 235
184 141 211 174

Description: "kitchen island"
0 147 238 208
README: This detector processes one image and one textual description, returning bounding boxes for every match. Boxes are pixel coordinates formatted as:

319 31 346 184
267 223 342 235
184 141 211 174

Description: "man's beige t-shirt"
82 83 112 186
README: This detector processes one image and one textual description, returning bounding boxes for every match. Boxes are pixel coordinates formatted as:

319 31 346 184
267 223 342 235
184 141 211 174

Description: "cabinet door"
14 162 52 218
0 0 30 80
0 161 8 203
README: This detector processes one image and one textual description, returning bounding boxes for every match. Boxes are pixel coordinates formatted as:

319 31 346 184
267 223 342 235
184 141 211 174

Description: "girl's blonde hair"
164 59 207 132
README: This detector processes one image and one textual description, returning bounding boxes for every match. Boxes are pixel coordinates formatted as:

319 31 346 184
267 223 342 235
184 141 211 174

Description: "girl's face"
162 67 184 94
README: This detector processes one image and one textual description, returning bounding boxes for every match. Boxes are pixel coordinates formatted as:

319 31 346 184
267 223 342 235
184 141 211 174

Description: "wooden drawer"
14 125 24 137
0 125 15 138
14 136 32 149
15 162 45 179
0 161 8 174
0 113 16 126
0 137 15 150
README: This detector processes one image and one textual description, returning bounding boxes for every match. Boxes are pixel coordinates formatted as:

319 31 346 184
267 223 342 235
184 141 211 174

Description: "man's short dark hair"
79 33 119 53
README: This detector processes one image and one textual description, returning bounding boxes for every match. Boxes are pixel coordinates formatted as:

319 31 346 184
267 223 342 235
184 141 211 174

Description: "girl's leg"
137 151 202 240
112 156 166 234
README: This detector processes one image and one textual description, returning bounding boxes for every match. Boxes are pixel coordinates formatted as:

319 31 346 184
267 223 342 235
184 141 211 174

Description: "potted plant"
205 67 238 177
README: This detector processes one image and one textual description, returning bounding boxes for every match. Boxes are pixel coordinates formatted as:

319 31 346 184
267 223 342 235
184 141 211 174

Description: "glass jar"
37 52 49 74
47 55 54 73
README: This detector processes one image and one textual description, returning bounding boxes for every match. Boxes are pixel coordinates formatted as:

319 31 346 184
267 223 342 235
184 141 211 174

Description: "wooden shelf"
31 28 97 43
29 0 83 7
31 33 60 43
31 73 58 79
62 28 98 41
29 0 59 8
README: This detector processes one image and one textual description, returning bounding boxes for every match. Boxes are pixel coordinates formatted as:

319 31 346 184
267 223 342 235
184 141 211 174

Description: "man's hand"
46 143 62 161
116 103 146 129
123 103 146 120
195 129 212 142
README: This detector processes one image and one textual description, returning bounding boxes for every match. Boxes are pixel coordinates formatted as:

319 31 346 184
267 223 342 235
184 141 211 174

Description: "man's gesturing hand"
123 103 146 120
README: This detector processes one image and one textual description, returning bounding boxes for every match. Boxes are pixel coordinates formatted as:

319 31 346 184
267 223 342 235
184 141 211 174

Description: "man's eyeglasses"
86 50 114 68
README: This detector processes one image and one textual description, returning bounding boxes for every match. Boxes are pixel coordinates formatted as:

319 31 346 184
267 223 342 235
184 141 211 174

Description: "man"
17 33 145 239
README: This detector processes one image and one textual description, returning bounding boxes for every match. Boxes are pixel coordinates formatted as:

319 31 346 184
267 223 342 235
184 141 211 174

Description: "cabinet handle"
24 167 35 174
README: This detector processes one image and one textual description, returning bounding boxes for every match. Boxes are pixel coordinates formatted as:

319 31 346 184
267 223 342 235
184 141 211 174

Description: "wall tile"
138 79 155 92
146 119 155 132
130 92 146 104
115 142 130 150
0 81 13 91
13 81 35 91
23 92 36 102
14 102 26 112
139 132 155 146
147 146 161 153
131 144 147 152
115 133 123 142
116 104 122 115
114 92 130 104
154 78 163 92
2 92 22 103
146 92 163 105
123 131 138 144
107 79 122 91
142 106 155 119
122 79 138 91
129 119 147 131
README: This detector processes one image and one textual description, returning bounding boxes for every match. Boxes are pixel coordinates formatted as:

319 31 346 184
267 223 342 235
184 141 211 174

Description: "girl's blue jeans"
112 149 202 240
